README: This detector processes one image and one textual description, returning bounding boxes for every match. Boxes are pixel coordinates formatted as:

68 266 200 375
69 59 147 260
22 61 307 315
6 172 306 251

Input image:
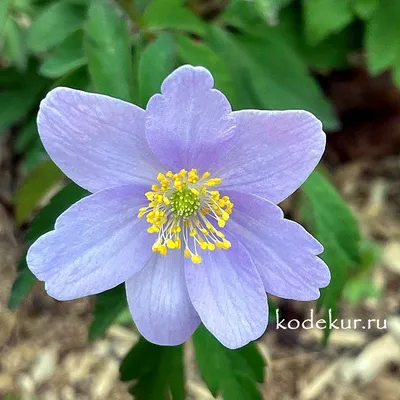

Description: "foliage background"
0 0 399 399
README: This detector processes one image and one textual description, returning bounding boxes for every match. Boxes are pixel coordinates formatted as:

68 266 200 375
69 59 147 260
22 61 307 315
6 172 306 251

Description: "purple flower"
27 65 330 349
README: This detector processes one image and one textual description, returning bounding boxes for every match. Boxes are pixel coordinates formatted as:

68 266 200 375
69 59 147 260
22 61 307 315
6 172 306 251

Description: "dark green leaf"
8 259 36 309
365 0 400 74
142 0 206 35
303 0 354 45
352 0 379 20
268 298 278 322
193 325 265 400
300 170 361 341
10 183 87 307
237 33 338 129
0 66 25 87
27 1 86 53
302 171 361 265
88 285 127 341
51 65 90 90
176 35 238 108
222 0 262 31
21 137 48 173
206 25 339 130
300 27 356 70
359 239 382 270
394 60 400 88
14 118 38 154
0 77 47 133
66 0 90 4
3 17 28 70
85 0 133 101
205 25 269 109
25 182 88 242
0 0 11 34
13 160 65 224
343 275 380 305
253 0 292 24
120 338 184 400
40 31 86 78
138 33 176 107
276 8 357 70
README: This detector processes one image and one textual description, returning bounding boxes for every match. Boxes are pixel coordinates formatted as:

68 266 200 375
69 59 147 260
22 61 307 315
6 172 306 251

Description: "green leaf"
0 0 11 34
0 66 25 87
206 26 339 130
8 259 36 309
343 275 380 305
142 0 206 35
359 239 382 270
176 35 238 108
300 28 356 70
253 0 292 24
51 65 90 90
88 285 127 341
13 160 65 224
300 170 361 341
302 170 361 265
21 137 47 173
138 33 176 107
40 31 86 78
120 338 184 400
303 0 354 45
205 26 257 109
394 69 400 88
27 1 86 53
0 77 47 133
276 7 357 71
25 182 88 242
2 17 28 70
85 0 133 101
14 118 38 154
268 298 278 322
9 182 88 308
222 0 263 31
365 0 400 74
352 0 379 20
13 0 35 15
193 325 265 400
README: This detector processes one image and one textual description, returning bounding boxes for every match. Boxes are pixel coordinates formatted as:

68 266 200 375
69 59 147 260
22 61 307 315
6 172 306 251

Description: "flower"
27 65 330 349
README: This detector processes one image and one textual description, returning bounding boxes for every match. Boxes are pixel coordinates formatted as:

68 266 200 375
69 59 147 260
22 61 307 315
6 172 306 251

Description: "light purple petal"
126 251 200 346
227 190 331 301
27 184 153 300
38 87 162 193
217 110 326 204
145 65 236 172
185 238 268 349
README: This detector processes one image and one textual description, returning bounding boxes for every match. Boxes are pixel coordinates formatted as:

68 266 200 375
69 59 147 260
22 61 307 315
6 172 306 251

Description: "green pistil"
170 188 200 217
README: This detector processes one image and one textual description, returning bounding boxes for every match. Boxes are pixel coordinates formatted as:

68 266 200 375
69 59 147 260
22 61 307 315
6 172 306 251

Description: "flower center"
170 187 200 217
137 169 233 264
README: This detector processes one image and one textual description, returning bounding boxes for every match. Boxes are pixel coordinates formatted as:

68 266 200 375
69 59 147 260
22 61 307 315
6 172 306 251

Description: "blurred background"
0 0 400 399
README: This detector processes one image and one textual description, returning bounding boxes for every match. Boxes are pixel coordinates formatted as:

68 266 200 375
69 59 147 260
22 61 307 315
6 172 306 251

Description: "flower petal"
126 251 200 346
217 110 326 204
145 65 236 172
27 184 153 300
227 190 331 301
185 238 268 349
38 87 162 193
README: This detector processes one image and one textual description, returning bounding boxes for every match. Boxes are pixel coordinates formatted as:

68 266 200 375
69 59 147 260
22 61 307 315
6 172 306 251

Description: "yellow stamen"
139 170 233 263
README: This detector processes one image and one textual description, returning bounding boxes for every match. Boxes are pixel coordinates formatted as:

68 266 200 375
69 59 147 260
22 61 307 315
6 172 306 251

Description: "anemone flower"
27 65 330 349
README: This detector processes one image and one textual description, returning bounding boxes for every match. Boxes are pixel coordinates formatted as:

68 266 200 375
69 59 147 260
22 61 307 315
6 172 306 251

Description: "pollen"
137 169 233 263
